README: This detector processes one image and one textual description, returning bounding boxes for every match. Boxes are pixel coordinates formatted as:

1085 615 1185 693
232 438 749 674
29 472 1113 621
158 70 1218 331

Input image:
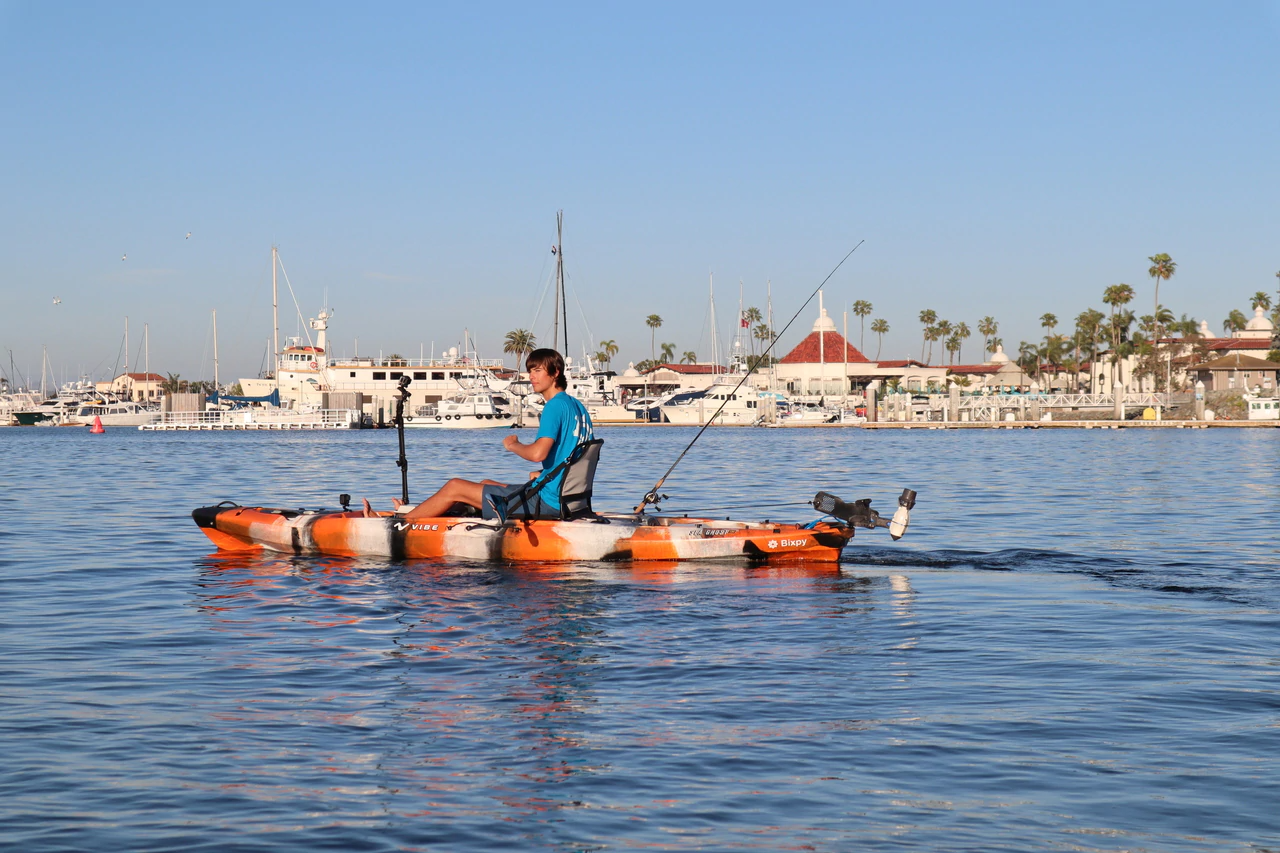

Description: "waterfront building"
615 363 728 400
946 345 1037 391
772 306 948 396
1090 312 1275 392
100 372 165 403
1188 353 1278 392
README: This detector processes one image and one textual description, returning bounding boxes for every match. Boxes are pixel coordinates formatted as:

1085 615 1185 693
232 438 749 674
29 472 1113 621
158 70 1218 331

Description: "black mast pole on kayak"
394 375 411 505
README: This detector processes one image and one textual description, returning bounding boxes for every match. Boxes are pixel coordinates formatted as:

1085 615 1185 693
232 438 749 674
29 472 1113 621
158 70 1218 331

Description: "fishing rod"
394 374 411 505
635 240 865 513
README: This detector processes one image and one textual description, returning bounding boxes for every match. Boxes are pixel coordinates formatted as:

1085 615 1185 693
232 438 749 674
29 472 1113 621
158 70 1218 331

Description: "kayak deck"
192 504 855 563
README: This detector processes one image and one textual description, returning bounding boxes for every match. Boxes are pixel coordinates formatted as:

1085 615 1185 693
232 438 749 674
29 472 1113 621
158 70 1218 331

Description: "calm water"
1 425 1278 851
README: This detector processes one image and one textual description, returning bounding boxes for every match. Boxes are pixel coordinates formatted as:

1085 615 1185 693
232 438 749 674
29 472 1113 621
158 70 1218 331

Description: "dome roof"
988 344 1010 364
811 307 837 334
1246 306 1274 331
622 361 640 378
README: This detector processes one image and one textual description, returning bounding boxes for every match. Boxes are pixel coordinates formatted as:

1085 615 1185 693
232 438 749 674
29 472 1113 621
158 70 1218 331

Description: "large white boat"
403 379 518 429
0 390 42 426
238 307 512 421
12 381 101 426
68 401 159 427
660 379 769 426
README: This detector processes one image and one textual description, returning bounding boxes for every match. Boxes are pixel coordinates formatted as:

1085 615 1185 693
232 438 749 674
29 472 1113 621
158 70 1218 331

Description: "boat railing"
141 408 362 430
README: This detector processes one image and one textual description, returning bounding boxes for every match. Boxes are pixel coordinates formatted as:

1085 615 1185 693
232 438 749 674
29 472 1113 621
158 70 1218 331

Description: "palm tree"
932 320 952 365
1252 291 1272 312
978 316 998 359
659 342 676 364
954 322 971 364
870 318 889 360
1224 309 1248 334
1148 253 1176 393
503 329 536 368
163 372 182 394
1102 283 1135 387
1035 314 1060 382
645 314 663 364
753 323 775 359
1017 341 1039 373
743 307 763 359
918 309 937 364
852 300 873 352
989 336 1003 354
1075 308 1106 391
598 339 619 368
944 334 961 365
681 350 697 364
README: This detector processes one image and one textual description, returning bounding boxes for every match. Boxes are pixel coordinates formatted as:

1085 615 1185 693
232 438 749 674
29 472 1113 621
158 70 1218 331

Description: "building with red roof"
772 297 948 396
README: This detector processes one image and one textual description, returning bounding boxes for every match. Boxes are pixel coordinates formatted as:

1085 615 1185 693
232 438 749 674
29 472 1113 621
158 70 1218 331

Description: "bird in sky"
186 232 191 239
53 297 61 305
121 254 127 261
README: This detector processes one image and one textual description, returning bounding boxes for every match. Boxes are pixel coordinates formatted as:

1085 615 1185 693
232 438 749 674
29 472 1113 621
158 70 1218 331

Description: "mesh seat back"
558 439 603 519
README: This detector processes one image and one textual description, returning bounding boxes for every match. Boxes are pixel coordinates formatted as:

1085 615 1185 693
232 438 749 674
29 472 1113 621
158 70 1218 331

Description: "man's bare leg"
401 478 505 519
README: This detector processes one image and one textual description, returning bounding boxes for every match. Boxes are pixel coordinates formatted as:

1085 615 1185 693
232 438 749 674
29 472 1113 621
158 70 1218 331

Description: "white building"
773 305 948 396
1090 312 1275 392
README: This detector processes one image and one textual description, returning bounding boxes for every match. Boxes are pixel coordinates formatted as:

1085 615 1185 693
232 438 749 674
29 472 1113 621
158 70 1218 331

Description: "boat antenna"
634 241 864 513
394 374 411 505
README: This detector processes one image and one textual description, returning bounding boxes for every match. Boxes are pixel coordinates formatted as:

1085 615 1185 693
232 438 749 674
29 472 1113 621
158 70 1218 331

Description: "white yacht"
68 401 159 427
402 378 518 429
660 378 768 426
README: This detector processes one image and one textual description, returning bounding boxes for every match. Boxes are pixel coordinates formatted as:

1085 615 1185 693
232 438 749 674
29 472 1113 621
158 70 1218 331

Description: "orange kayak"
192 504 859 563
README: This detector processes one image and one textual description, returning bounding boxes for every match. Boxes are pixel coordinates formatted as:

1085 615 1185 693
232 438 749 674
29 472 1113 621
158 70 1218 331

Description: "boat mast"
554 210 567 356
709 273 719 369
144 323 149 403
272 246 279 389
212 309 219 391
843 309 848 410
124 316 129 375
767 280 774 390
819 290 825 399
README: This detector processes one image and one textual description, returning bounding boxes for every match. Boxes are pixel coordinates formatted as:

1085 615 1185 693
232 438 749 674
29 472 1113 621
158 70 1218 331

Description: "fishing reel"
637 490 669 513
813 488 916 540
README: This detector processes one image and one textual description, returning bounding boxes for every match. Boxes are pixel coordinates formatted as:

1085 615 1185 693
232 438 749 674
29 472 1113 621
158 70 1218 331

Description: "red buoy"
89 415 105 434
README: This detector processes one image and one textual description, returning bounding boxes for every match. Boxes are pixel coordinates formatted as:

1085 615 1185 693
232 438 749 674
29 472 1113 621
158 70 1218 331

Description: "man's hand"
502 434 522 452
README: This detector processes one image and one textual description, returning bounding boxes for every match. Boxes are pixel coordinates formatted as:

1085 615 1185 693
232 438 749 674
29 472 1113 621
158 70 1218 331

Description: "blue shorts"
481 483 558 520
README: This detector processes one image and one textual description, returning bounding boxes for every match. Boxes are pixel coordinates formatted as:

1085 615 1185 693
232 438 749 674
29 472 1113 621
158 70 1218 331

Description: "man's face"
528 363 556 395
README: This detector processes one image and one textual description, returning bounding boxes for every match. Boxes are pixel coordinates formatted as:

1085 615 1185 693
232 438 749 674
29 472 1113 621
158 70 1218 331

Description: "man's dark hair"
526 348 567 389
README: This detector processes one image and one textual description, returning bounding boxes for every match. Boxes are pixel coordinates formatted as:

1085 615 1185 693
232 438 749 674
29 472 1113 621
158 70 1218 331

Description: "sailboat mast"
819 290 825 398
271 246 279 389
144 324 149 401
555 210 567 356
709 273 718 368
124 316 129 375
843 310 848 409
213 309 219 390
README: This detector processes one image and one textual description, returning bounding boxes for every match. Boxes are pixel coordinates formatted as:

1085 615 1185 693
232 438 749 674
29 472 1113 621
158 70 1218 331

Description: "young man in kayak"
364 347 593 519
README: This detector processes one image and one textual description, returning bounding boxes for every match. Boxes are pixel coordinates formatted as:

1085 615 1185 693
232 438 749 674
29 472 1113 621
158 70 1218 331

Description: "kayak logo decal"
771 538 807 548
394 522 440 532
768 539 778 548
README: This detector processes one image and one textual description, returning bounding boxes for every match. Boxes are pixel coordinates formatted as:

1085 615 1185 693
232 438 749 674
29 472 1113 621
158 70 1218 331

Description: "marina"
3 425 1278 850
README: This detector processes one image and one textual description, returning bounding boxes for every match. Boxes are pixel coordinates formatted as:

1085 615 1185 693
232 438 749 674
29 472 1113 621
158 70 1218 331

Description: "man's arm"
503 433 554 463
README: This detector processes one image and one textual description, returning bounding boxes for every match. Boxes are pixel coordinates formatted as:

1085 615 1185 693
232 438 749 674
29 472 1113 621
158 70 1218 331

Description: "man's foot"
362 498 374 518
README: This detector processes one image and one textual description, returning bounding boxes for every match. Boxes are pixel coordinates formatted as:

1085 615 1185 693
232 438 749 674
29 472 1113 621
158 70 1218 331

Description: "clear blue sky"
2 1 1278 386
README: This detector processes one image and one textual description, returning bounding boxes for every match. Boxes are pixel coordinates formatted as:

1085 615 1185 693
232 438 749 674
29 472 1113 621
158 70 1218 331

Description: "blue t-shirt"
532 391 594 510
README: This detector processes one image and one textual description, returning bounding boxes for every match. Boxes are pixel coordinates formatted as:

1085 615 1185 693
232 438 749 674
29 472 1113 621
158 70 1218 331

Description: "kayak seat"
507 438 604 521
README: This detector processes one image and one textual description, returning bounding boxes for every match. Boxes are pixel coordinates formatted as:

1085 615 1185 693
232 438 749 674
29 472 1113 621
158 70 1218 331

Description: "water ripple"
1 426 1277 850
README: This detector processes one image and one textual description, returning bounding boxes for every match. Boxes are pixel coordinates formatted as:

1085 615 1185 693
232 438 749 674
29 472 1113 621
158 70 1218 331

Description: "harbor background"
2 426 1277 851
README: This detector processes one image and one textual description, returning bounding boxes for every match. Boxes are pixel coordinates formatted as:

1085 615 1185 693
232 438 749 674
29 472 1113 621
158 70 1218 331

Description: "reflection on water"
3 426 1279 850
